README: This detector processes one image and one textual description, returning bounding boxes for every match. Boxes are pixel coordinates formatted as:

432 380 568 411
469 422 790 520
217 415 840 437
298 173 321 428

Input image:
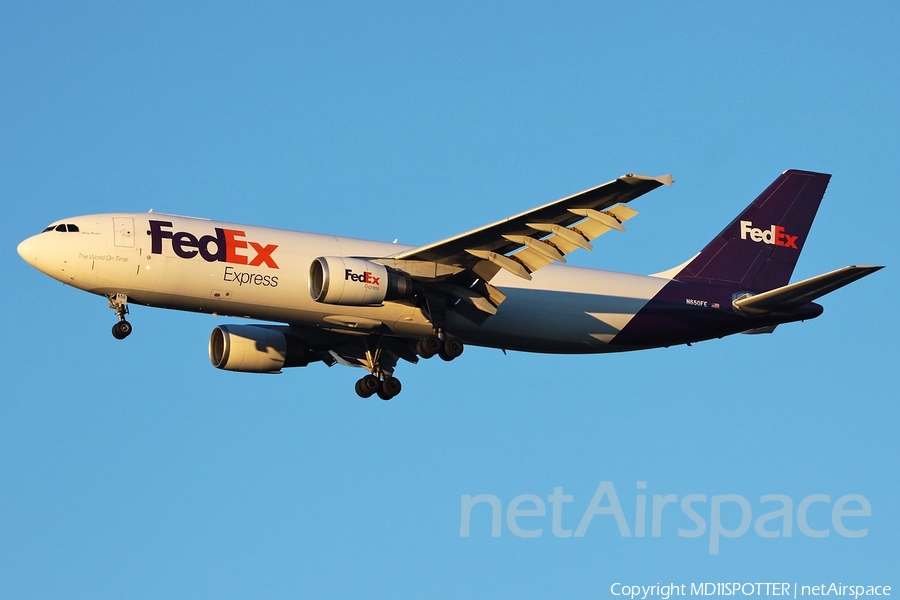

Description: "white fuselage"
18 213 671 353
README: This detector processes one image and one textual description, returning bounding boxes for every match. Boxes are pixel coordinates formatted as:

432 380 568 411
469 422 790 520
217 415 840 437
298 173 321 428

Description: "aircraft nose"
17 235 42 267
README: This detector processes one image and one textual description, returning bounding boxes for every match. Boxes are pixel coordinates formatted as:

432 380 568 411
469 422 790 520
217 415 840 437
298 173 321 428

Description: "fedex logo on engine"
345 269 381 286
739 220 799 249
149 220 279 268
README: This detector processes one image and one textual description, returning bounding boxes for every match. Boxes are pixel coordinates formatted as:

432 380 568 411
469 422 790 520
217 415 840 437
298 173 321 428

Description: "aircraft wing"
377 173 672 323
388 173 672 280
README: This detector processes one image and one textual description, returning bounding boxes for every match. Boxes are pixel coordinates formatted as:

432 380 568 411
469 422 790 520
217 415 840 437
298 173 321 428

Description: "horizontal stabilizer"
733 265 883 314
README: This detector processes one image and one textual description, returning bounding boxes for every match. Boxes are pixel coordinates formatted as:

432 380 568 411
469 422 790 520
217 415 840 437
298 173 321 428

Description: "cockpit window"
42 223 80 233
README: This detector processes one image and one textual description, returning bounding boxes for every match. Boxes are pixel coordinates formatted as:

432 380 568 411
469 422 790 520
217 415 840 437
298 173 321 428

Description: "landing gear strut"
108 293 132 340
417 333 464 361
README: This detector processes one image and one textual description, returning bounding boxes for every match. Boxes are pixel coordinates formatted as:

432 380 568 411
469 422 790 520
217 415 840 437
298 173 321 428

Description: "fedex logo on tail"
739 221 799 249
149 220 279 268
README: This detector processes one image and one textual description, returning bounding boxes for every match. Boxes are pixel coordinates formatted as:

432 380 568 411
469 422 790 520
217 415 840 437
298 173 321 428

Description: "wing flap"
509 205 641 275
514 247 555 272
466 249 532 280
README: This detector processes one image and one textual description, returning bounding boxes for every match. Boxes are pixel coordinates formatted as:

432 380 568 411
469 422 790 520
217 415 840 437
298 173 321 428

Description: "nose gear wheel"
112 320 133 340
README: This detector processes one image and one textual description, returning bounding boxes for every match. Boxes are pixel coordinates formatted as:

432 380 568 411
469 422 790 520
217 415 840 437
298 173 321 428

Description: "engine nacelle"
308 256 413 305
209 325 312 373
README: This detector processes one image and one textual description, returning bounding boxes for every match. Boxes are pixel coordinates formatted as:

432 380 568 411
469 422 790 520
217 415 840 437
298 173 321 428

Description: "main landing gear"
354 338 404 400
108 293 133 340
355 374 403 401
353 333 464 400
416 333 464 361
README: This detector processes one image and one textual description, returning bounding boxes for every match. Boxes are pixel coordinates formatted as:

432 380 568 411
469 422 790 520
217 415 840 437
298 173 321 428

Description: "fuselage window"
55 224 67 232
66 224 79 232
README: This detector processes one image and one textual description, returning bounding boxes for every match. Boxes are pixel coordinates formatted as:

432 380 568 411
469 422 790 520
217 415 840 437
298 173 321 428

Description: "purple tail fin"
673 170 831 291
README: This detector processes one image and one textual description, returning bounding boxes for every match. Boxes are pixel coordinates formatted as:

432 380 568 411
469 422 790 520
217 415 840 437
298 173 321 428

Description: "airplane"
17 169 882 400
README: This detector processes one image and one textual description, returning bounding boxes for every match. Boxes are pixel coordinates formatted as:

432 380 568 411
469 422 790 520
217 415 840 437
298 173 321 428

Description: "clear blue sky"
2 2 897 597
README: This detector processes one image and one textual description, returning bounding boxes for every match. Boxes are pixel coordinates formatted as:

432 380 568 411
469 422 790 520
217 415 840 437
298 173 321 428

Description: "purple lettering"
149 220 174 255
172 231 199 258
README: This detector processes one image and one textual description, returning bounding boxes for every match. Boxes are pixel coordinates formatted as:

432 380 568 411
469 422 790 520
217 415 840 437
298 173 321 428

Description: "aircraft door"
113 217 135 247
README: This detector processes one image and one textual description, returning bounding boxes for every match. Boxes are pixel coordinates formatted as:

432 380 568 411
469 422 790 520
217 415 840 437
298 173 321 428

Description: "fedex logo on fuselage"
345 269 380 286
739 220 799 249
149 220 279 268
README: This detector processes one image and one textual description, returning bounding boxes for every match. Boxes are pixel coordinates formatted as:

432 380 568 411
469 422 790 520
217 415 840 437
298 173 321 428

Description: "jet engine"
209 324 313 373
308 256 414 305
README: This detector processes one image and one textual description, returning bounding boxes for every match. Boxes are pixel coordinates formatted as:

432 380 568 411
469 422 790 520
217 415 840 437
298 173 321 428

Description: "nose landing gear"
108 293 132 340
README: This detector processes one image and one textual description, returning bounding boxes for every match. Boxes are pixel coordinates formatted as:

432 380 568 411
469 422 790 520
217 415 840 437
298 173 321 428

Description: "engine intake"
309 256 413 305
209 325 312 373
